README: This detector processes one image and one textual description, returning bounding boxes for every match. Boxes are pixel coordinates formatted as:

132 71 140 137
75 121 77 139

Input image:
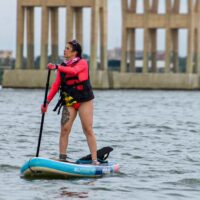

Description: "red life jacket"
53 61 94 113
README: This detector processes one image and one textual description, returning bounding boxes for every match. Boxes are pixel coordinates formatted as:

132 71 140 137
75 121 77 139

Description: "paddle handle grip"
43 69 51 106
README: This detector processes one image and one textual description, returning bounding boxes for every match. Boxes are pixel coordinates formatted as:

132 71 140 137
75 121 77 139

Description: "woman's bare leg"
59 106 77 156
79 100 98 161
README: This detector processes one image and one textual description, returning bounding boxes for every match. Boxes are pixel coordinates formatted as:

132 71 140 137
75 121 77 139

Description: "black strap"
57 103 63 115
62 80 88 88
53 98 63 112
65 76 79 81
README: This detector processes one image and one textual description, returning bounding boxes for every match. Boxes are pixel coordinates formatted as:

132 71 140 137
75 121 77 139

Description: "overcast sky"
0 0 189 58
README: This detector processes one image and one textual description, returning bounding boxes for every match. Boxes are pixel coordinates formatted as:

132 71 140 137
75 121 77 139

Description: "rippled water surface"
0 88 200 200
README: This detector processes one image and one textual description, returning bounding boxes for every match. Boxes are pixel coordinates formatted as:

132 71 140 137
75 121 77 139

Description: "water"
0 88 200 200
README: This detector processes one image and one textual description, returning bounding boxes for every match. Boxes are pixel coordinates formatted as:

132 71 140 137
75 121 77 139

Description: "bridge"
3 0 200 89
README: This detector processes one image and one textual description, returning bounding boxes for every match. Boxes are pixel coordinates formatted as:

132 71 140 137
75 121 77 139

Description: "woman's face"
64 44 77 59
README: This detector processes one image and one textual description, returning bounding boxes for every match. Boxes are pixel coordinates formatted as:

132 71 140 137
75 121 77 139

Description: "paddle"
36 69 51 157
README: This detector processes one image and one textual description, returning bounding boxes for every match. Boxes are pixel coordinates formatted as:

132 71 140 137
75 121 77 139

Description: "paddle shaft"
36 69 51 157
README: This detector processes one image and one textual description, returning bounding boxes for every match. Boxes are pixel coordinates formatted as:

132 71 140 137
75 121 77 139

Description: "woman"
41 40 99 165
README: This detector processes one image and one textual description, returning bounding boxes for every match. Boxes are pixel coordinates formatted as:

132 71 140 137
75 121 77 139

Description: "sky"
0 0 189 58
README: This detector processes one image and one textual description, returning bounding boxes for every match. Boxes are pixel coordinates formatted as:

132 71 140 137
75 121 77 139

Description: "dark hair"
68 40 82 58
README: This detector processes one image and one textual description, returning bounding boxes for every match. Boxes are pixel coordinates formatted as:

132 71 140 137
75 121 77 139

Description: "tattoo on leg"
61 106 70 126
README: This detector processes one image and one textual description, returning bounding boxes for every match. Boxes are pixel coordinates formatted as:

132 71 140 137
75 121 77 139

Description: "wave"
177 178 200 186
0 164 20 172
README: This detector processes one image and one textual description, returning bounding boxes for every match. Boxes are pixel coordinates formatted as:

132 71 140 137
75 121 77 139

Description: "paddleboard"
20 157 119 178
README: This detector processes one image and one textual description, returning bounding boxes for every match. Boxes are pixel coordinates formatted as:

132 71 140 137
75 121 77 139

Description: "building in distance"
0 50 13 69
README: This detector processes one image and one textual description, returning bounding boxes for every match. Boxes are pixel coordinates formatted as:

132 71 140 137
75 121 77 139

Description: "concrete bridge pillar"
40 5 49 69
129 0 136 72
75 8 83 45
195 0 200 73
15 0 107 71
27 7 34 69
121 0 200 74
16 0 25 69
187 0 195 73
50 7 59 63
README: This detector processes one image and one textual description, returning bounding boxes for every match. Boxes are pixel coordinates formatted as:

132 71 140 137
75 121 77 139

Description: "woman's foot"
59 154 67 161
92 160 100 165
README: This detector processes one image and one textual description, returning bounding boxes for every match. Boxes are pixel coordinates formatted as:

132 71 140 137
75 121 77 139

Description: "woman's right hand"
48 63 57 70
